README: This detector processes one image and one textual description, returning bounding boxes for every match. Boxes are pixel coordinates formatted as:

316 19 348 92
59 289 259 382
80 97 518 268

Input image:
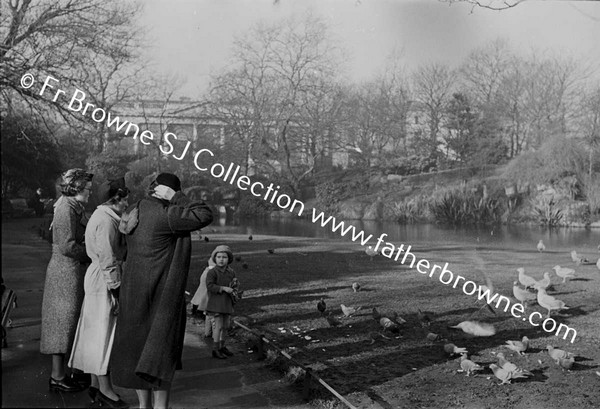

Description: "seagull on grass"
537 288 569 318
448 321 496 337
517 268 537 289
537 240 546 252
570 250 588 265
552 265 575 283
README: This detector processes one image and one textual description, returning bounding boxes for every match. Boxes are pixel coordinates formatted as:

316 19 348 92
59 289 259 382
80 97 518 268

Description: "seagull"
340 304 361 317
448 320 496 337
317 298 326 314
459 354 483 376
570 250 588 265
443 343 468 356
537 288 569 318
552 265 575 283
512 282 536 305
517 268 537 289
248 235 253 240
537 240 546 252
532 272 552 291
365 246 380 260
547 345 575 364
505 336 529 355
351 282 361 292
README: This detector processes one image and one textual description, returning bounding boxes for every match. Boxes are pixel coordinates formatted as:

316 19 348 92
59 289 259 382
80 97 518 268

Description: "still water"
214 216 600 251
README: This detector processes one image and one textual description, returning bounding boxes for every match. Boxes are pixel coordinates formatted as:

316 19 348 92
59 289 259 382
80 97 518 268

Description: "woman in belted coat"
111 173 213 409
41 168 93 393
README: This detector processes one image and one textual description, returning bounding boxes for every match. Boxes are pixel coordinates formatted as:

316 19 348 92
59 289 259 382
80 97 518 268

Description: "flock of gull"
311 240 600 385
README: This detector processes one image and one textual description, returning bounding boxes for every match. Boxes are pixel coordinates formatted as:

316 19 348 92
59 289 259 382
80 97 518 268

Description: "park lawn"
187 233 600 409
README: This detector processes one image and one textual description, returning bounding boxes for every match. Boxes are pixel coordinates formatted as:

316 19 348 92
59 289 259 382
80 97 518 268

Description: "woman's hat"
155 173 181 192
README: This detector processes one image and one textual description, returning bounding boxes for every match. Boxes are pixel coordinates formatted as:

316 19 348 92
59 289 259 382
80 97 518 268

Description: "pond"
212 215 600 251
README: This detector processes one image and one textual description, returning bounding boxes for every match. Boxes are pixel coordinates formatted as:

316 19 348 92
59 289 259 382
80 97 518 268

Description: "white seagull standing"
517 268 537 289
537 240 546 252
536 288 569 318
552 265 575 283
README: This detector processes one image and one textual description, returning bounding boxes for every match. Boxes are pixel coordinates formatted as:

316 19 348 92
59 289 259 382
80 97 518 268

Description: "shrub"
530 196 563 226
390 195 430 223
429 188 502 225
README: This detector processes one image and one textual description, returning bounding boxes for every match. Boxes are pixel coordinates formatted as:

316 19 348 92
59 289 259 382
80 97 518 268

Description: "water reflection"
216 216 600 250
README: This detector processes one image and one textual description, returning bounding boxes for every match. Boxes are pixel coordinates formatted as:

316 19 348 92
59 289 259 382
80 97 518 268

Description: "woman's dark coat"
110 192 213 389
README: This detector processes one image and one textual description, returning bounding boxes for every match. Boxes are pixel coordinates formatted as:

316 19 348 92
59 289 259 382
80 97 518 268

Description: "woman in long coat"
69 178 130 407
41 168 93 393
111 173 213 409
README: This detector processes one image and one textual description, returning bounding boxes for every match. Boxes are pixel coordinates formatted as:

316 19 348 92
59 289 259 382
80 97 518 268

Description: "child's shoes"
212 349 227 359
219 346 234 357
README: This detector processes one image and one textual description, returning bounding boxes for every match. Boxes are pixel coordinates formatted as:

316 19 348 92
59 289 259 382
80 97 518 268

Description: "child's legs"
211 314 223 344
204 313 213 337
220 315 231 342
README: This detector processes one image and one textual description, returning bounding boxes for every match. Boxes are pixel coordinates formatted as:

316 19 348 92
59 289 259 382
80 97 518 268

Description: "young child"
205 245 240 359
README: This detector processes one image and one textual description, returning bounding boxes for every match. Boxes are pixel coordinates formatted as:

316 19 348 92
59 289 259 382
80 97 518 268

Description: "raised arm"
166 191 214 234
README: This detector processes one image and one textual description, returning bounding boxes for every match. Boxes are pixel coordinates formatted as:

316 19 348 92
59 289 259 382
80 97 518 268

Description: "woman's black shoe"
69 371 91 388
48 376 83 393
212 349 227 359
97 390 129 408
219 346 234 357
88 386 98 402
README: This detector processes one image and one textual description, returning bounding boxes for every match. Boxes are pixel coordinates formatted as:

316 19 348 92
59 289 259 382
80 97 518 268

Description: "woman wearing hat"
111 172 213 409
69 178 130 408
41 168 93 393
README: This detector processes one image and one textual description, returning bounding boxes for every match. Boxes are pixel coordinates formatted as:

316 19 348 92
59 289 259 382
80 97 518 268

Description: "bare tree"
208 13 344 195
411 62 455 158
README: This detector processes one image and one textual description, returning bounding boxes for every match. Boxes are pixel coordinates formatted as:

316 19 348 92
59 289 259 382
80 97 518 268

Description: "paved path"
1 217 310 408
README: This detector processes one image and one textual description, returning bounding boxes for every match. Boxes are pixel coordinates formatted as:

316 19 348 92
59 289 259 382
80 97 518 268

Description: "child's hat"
211 245 234 264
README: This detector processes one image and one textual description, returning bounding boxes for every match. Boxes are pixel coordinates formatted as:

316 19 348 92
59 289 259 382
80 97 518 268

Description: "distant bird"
537 239 546 252
459 353 483 376
204 236 209 242
317 298 326 314
512 282 536 305
496 353 533 378
547 345 575 364
267 249 275 254
325 312 342 327
537 288 569 318
532 272 552 291
340 304 360 317
558 356 575 370
365 246 380 260
379 317 400 334
426 332 444 342
417 308 433 328
368 331 390 345
248 235 253 241
242 263 248 269
570 250 588 265
517 268 537 289
444 343 468 356
553 265 575 283
489 364 513 385
448 321 496 337
351 282 361 292
505 336 529 355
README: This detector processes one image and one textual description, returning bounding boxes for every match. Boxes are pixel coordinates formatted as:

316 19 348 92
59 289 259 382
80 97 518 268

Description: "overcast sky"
140 0 600 97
